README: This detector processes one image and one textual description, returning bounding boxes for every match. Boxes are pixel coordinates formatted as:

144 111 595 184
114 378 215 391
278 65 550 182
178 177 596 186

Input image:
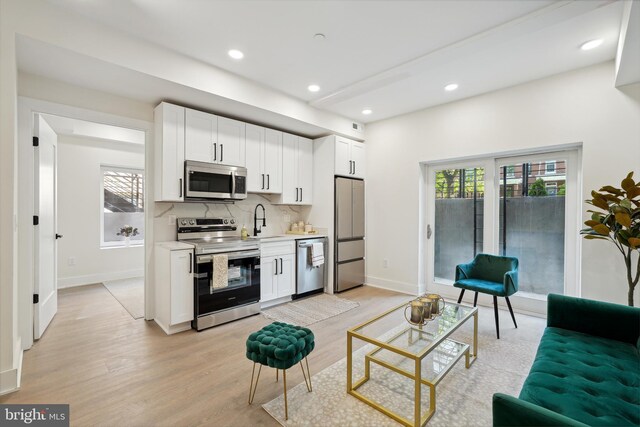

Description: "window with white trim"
100 166 144 247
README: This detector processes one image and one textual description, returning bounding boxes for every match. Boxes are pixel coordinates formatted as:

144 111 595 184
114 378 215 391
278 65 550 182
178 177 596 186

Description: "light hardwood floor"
0 284 409 426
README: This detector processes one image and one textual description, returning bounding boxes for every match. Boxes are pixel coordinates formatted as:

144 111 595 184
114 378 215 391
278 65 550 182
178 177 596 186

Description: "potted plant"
581 172 640 306
117 225 139 247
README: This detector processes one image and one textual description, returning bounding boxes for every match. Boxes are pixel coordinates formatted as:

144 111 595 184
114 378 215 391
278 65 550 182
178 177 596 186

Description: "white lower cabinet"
155 243 194 335
260 241 295 303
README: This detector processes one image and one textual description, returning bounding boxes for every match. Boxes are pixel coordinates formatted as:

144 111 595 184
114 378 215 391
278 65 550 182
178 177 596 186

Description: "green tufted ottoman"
246 322 315 420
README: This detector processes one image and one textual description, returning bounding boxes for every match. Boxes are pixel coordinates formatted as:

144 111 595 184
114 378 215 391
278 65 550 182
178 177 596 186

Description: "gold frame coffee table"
347 301 478 427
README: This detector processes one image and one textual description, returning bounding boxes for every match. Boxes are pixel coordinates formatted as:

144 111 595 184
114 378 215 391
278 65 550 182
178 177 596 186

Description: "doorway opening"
33 113 147 339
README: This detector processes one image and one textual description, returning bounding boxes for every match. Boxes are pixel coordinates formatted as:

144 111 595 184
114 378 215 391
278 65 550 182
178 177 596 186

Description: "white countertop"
251 234 328 243
155 241 195 250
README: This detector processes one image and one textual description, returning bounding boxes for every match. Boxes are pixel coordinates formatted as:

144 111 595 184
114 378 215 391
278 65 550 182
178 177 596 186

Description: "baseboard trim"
365 276 418 295
0 338 22 396
58 269 144 288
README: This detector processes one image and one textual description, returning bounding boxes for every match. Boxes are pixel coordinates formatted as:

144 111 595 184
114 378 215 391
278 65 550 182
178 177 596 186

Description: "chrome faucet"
253 204 266 237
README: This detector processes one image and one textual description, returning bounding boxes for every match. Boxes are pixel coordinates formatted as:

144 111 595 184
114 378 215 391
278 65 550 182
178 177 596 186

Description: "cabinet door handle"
279 258 283 275
274 259 278 275
220 144 224 163
261 174 265 190
189 253 192 274
179 178 183 198
213 143 217 161
300 187 302 202
267 174 270 190
353 161 356 175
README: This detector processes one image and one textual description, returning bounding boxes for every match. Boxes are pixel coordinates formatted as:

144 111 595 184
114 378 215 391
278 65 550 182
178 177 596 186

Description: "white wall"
365 61 640 307
56 135 144 287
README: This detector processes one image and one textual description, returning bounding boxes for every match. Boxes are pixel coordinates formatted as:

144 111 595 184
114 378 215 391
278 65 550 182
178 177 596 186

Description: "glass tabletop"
350 301 477 358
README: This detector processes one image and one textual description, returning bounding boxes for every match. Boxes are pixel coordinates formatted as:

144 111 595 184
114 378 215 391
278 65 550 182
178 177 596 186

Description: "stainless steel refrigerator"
335 177 365 292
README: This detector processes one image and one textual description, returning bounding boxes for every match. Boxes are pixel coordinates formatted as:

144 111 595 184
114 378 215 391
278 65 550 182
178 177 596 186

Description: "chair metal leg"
506 297 518 328
299 357 312 392
276 368 278 382
248 363 262 404
473 292 478 307
457 289 465 304
493 296 500 339
305 357 312 392
283 368 288 420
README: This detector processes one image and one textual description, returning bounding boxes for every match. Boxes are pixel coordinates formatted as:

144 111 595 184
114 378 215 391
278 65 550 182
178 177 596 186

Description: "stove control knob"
230 219 235 224
180 220 187 226
223 219 229 224
189 219 196 225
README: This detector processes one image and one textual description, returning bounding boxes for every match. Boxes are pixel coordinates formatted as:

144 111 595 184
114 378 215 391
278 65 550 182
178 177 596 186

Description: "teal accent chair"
246 322 315 420
493 294 640 426
454 254 519 339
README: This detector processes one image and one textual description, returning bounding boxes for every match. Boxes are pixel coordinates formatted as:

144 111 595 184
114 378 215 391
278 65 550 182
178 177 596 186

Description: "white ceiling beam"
615 0 640 87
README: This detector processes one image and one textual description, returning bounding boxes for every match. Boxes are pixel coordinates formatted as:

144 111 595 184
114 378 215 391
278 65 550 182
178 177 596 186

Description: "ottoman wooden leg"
248 363 262 404
276 368 279 382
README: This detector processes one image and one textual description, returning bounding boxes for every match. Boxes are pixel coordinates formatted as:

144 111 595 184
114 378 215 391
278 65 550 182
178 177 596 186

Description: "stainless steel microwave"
184 161 247 201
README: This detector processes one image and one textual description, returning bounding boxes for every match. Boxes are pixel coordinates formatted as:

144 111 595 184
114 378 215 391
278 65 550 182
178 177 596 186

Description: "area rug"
263 306 545 426
262 294 360 326
102 277 144 319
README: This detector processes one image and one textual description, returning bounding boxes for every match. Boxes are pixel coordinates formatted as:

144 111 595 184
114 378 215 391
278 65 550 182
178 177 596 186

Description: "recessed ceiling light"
580 39 603 51
314 33 326 40
362 109 372 115
444 83 459 92
228 49 244 59
308 84 320 92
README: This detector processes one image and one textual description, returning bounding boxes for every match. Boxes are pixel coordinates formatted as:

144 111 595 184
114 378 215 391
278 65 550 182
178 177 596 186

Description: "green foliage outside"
435 168 485 199
558 184 566 196
528 178 548 197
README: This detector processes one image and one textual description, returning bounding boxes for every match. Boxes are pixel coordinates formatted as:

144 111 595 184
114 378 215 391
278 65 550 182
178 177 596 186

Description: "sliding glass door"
426 149 579 307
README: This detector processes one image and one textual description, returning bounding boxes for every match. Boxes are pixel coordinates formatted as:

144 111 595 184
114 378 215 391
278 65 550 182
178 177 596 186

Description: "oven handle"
197 250 261 263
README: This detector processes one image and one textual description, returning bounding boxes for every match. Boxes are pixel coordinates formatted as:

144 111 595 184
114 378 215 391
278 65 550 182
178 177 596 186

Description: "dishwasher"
293 237 328 299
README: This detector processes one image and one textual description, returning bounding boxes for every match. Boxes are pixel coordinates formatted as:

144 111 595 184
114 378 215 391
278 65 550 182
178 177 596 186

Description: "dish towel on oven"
310 242 324 267
211 254 228 293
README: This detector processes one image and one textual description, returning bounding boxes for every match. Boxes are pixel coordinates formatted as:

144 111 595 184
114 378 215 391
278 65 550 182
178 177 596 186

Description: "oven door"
185 161 234 199
194 250 260 317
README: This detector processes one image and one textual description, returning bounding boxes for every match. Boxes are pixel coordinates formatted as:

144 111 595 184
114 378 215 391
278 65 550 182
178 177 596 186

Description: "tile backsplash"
153 194 312 242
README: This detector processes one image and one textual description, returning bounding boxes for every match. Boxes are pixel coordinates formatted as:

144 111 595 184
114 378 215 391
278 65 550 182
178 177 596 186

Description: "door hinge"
33 215 39 226
33 136 39 147
33 294 39 304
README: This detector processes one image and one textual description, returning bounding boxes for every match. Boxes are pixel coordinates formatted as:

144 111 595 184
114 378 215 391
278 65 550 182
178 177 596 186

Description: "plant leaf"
584 235 609 241
589 198 609 211
615 212 632 228
621 177 636 192
627 186 640 199
593 224 610 235
628 237 640 249
621 198 632 209
600 185 623 195
584 220 600 227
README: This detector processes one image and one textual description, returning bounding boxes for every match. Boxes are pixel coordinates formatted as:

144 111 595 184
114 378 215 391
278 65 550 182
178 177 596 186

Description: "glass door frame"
493 149 581 300
423 158 496 300
422 148 581 315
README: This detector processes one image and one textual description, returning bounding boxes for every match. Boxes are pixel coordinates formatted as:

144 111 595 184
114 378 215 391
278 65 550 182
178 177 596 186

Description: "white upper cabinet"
272 133 312 205
246 123 265 192
335 136 365 179
217 116 246 167
246 125 282 193
185 110 245 167
185 108 217 163
154 102 185 202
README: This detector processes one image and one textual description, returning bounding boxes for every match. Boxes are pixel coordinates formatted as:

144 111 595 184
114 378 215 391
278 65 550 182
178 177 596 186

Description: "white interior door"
34 114 58 339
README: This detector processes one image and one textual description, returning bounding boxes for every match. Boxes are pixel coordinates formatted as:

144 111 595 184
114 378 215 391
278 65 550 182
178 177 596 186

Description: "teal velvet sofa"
493 294 640 426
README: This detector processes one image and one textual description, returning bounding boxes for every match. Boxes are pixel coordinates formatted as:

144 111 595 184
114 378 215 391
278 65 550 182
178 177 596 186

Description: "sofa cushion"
454 278 508 296
519 327 640 426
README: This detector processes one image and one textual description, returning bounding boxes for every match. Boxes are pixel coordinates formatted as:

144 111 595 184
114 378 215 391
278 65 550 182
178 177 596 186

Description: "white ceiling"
41 0 624 123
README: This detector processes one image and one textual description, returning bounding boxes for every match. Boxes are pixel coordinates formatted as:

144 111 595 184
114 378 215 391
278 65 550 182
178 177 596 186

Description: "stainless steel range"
177 217 261 331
